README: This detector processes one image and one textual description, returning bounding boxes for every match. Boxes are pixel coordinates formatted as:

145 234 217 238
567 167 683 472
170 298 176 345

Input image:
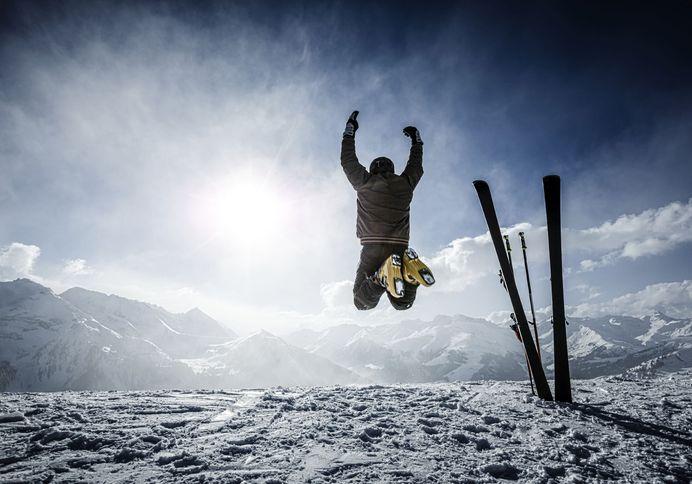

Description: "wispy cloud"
62 258 93 276
320 280 354 309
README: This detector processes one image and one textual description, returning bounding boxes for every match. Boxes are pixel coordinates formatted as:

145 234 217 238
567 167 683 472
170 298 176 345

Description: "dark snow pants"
353 243 418 311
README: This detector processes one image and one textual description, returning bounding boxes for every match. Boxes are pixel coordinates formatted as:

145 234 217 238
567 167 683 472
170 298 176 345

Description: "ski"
543 175 572 403
473 180 553 401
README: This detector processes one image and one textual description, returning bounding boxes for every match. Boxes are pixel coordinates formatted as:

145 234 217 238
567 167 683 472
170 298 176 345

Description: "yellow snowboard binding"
374 254 405 298
402 248 435 287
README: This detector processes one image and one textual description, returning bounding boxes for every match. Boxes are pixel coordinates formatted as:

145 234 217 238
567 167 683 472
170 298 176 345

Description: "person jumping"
341 110 435 311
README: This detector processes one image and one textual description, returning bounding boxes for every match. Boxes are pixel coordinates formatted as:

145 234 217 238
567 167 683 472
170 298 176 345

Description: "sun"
194 174 288 247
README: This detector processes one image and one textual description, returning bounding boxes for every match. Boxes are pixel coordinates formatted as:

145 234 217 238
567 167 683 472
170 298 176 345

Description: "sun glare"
194 174 289 247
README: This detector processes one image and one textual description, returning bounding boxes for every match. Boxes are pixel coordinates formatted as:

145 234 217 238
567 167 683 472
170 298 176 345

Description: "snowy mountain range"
284 313 691 383
552 314 692 378
0 279 194 391
60 287 235 358
180 331 358 388
283 315 530 383
0 279 355 391
0 279 689 391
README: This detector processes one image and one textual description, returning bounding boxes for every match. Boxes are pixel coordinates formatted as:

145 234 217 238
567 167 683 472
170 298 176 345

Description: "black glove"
343 111 359 138
403 126 423 145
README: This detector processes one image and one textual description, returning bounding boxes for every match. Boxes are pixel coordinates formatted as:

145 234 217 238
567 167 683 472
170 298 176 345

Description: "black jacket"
341 137 424 245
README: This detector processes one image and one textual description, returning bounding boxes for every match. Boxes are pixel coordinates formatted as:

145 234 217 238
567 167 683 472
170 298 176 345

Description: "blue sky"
1 1 691 332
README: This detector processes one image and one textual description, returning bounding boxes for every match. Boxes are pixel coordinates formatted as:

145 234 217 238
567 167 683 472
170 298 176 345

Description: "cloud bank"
569 280 692 319
575 199 692 271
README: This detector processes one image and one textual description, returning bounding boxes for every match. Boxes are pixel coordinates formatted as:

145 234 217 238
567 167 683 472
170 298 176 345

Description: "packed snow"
0 371 690 482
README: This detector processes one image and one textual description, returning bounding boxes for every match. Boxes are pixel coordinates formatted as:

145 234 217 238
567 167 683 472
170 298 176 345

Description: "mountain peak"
181 307 235 339
255 329 281 340
4 278 50 290
12 277 43 286
231 330 283 347
186 307 205 316
0 278 54 303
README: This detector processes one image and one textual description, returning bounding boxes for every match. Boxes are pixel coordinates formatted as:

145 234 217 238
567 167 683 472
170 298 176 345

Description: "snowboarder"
341 110 435 311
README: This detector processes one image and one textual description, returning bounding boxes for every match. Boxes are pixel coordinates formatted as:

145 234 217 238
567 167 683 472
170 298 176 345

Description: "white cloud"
429 222 543 292
569 284 602 300
568 280 692 319
573 199 692 271
0 242 41 280
62 258 94 276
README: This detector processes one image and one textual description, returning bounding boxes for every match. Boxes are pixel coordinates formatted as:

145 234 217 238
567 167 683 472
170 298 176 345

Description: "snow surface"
0 371 690 483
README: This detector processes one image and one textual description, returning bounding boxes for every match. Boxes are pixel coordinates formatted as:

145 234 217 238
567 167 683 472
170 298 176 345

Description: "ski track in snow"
0 373 690 483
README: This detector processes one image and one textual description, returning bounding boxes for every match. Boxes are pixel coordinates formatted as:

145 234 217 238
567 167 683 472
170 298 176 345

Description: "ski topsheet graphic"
543 175 572 403
473 180 553 401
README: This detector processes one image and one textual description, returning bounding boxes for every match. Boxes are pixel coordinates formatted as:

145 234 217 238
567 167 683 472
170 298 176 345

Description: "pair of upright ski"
474 175 572 402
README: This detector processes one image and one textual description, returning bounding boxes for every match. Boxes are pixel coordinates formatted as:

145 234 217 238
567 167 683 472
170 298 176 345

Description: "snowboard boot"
402 248 435 287
373 254 405 298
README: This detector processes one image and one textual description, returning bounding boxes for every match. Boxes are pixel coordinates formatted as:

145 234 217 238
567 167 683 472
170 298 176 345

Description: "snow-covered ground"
1 371 690 483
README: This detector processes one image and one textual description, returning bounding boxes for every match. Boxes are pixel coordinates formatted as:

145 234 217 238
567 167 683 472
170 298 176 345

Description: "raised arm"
401 126 424 190
340 111 369 190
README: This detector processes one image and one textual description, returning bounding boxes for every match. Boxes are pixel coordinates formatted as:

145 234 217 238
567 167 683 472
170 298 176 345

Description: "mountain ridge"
1 279 689 391
0 279 357 391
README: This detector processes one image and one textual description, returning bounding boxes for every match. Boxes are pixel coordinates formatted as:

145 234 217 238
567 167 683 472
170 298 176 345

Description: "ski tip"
543 174 561 184
473 179 489 189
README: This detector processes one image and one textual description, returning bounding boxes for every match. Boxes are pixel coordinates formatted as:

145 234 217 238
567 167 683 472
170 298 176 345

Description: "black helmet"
369 156 394 175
